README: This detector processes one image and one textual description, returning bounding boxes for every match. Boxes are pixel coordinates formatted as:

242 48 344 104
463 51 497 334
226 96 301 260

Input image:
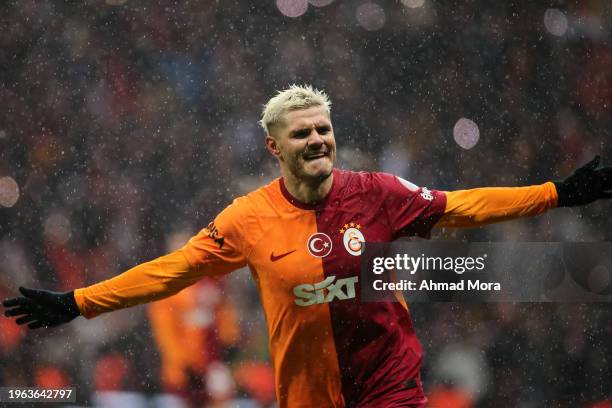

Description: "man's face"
266 106 336 183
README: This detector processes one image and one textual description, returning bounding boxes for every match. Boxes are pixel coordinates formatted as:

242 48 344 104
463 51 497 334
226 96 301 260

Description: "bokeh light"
0 176 20 207
356 3 386 31
401 0 425 8
277 0 308 18
308 0 334 7
453 118 480 150
544 8 568 37
588 264 610 294
43 213 71 245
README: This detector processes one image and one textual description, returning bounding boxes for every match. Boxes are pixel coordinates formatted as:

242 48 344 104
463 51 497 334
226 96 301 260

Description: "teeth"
305 153 326 159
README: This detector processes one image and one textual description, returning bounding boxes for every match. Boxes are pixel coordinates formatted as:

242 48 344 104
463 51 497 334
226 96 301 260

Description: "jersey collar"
279 168 341 211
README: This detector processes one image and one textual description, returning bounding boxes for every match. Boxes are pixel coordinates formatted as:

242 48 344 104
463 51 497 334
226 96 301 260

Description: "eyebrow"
289 127 311 136
290 128 311 136
289 125 331 136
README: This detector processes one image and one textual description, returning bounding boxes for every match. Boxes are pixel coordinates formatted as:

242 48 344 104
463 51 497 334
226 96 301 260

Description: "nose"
307 129 325 147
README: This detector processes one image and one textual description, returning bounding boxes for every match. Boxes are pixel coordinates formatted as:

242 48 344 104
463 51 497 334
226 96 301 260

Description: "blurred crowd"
1 0 611 407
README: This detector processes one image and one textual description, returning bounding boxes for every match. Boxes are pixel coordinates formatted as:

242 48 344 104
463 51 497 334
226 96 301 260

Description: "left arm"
437 156 612 228
437 182 557 228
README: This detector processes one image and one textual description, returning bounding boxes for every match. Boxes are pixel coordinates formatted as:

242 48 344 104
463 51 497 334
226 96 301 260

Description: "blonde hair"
260 84 331 136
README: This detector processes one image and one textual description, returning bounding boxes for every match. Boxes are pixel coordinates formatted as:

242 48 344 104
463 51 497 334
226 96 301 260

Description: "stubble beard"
291 157 333 187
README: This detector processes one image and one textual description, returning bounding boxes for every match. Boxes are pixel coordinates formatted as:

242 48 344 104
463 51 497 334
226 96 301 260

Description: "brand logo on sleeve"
293 276 359 306
420 187 433 201
307 233 333 258
339 222 365 256
205 222 225 249
397 177 433 201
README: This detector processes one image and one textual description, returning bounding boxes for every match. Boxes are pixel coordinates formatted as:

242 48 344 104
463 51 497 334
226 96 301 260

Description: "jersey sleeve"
437 182 558 228
374 173 447 239
74 198 249 319
74 250 201 319
181 197 249 275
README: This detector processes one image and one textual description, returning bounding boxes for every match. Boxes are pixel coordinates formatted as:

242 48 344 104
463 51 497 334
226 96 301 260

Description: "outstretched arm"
2 250 203 328
2 200 249 328
73 249 203 319
437 156 612 228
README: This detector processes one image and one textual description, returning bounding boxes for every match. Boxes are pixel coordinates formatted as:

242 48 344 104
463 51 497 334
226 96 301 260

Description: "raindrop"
105 0 128 5
543 9 568 37
401 0 425 8
453 118 480 150
356 3 386 31
277 0 309 18
0 176 19 207
309 0 334 6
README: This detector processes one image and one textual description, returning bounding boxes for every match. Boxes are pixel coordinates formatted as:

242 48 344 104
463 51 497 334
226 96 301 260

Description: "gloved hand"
554 156 612 207
2 287 80 329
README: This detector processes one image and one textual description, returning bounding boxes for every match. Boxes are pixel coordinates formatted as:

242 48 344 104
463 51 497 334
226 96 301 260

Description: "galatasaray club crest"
307 233 333 258
340 222 365 256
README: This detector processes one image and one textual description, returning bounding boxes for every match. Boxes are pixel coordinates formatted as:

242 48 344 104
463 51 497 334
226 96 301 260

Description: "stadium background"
1 0 611 407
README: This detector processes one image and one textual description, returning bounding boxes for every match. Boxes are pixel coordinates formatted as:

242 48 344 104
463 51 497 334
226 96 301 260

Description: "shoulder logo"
307 233 333 258
205 221 225 249
420 187 433 201
340 222 365 256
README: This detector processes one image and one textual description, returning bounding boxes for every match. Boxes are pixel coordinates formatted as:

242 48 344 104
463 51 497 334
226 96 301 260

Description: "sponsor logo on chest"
293 276 359 306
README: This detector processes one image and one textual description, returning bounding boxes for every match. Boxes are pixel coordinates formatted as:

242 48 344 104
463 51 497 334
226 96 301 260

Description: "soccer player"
3 85 612 407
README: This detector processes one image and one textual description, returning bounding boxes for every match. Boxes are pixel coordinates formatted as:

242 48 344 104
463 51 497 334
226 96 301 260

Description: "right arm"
75 249 202 319
76 200 249 319
3 199 249 326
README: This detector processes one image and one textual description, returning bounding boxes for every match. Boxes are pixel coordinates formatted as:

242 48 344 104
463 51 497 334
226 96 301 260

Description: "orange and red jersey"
74 169 558 407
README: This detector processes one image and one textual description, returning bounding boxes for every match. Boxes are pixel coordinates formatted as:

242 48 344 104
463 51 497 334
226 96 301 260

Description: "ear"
265 135 282 159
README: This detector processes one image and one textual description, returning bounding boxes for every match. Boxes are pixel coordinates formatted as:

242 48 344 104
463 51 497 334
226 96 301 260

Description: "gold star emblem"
340 221 363 235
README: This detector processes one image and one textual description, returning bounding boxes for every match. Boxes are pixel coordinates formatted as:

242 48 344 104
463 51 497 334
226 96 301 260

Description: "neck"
282 169 334 204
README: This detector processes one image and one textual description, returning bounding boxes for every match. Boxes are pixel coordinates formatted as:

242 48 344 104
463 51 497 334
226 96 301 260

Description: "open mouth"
303 152 329 161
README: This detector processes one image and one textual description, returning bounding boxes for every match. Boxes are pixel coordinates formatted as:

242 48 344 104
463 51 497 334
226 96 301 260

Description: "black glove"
554 156 612 207
2 287 80 329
